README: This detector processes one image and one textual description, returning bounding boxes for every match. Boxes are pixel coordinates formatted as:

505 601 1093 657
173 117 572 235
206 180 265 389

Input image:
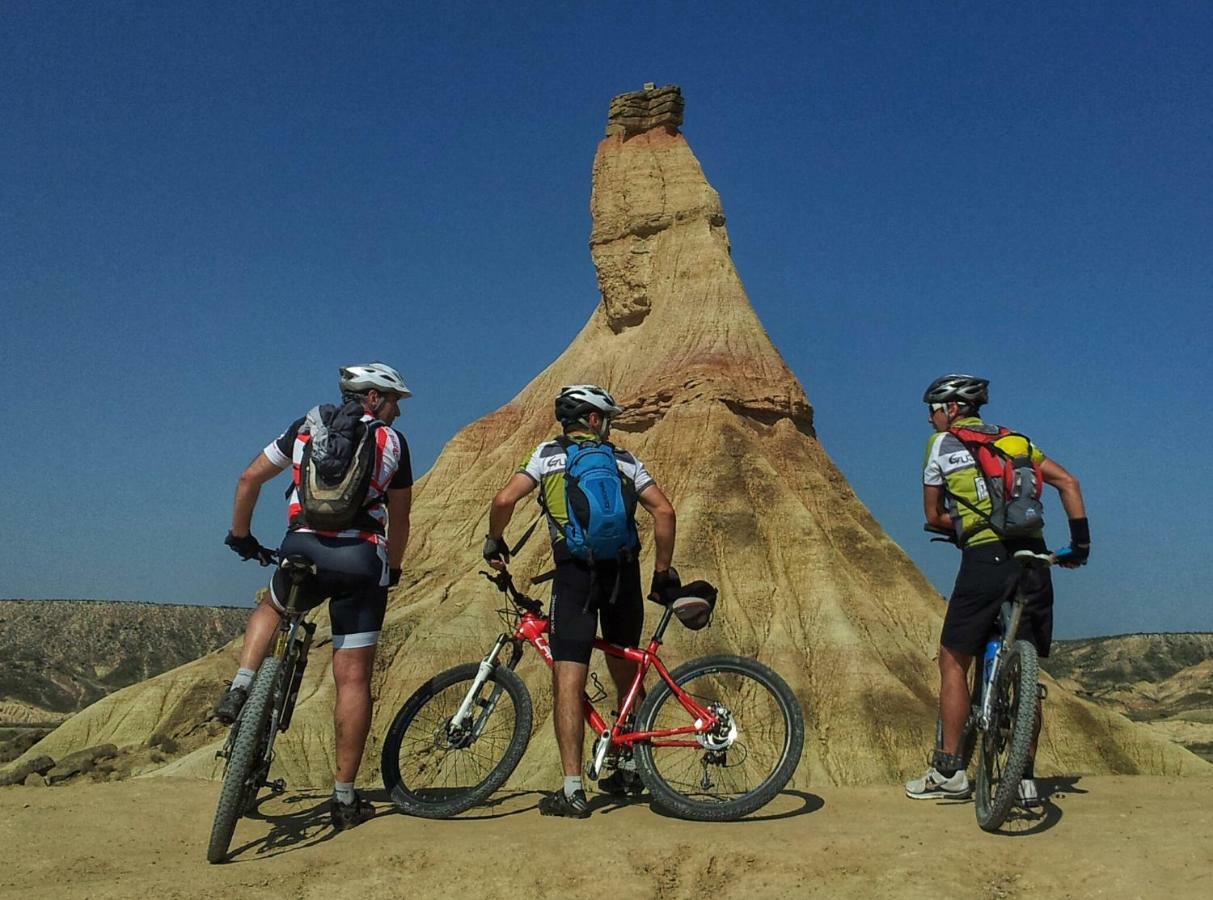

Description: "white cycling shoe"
1017 777 1042 807
905 767 972 800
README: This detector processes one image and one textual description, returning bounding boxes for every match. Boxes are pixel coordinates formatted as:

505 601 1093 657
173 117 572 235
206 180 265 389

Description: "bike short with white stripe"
269 531 388 650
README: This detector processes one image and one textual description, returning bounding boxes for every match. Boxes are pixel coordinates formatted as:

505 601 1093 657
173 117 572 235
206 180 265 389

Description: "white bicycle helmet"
555 384 623 424
339 363 412 398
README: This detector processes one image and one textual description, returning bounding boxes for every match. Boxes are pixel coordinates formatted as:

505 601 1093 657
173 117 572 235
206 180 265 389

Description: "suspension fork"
450 635 520 738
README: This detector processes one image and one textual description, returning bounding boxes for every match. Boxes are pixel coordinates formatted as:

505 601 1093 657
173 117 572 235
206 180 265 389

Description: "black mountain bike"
206 553 318 863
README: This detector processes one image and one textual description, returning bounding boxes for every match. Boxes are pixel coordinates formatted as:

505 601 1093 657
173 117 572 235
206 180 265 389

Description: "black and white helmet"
339 363 412 398
923 373 989 407
555 384 623 425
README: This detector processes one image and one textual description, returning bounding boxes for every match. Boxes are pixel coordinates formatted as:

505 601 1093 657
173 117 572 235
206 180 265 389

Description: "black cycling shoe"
598 768 644 797
330 793 375 831
538 789 591 819
213 685 248 724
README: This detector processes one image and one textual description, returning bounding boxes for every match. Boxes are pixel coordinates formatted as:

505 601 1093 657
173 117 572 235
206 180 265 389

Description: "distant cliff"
0 599 248 725
1042 634 1213 762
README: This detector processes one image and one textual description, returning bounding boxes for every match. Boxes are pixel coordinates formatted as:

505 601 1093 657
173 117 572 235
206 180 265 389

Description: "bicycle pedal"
266 778 286 793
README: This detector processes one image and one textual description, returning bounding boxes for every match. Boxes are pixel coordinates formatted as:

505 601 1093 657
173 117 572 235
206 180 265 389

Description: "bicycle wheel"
634 655 804 821
975 639 1038 832
381 661 533 819
206 656 281 863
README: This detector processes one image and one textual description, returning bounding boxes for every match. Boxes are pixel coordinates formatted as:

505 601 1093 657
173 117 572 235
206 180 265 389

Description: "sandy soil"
1 776 1210 899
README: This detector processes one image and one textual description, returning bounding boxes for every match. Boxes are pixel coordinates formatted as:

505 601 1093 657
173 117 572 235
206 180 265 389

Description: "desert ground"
1 775 1209 899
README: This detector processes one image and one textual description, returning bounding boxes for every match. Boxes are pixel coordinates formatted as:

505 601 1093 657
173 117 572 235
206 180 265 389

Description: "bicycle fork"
450 635 519 740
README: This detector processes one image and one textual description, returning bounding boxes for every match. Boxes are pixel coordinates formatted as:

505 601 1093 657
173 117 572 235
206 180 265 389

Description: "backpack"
294 403 382 532
947 424 1045 543
549 436 638 562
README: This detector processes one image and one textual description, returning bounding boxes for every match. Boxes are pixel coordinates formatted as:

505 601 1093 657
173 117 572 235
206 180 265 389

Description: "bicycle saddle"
1012 549 1053 569
279 554 318 576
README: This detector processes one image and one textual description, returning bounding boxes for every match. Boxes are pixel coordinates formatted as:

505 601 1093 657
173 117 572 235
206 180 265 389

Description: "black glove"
388 567 402 587
225 531 274 566
1057 517 1090 567
648 567 682 604
482 535 510 566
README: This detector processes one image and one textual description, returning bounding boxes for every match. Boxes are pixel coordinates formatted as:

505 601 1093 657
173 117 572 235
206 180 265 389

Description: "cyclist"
483 384 678 818
215 363 414 831
906 373 1089 805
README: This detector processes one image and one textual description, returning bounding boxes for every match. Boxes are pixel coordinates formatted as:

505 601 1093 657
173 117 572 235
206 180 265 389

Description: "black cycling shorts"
549 556 644 665
941 542 1054 658
268 531 388 650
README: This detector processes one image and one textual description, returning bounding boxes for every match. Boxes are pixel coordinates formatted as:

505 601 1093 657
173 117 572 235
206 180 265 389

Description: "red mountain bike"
381 569 804 821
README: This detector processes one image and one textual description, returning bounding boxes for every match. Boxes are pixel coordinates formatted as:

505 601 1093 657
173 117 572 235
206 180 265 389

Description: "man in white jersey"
216 363 413 831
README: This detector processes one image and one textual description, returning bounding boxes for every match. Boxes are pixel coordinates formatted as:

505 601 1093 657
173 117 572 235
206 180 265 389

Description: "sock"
334 780 355 805
936 767 958 778
231 668 255 691
1022 759 1035 780
563 776 583 798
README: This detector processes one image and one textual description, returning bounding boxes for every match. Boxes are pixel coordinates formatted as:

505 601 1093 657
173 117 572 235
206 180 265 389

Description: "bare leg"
237 600 283 672
604 655 642 715
332 644 377 783
938 646 973 757
553 661 589 776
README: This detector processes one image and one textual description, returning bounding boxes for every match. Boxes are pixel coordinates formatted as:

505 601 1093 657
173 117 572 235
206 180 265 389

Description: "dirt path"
1 776 1210 899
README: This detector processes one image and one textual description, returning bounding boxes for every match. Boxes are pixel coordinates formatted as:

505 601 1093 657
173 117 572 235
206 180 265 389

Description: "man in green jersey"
483 384 678 818
906 374 1089 805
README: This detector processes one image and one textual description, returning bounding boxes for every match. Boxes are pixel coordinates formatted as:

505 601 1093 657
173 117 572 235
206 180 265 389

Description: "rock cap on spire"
606 84 684 137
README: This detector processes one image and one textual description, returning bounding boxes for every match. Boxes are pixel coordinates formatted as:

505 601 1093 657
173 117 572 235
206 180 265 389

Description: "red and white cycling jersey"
263 413 413 549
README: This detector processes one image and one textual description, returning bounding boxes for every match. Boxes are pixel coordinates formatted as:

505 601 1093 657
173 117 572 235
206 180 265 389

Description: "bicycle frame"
452 572 722 780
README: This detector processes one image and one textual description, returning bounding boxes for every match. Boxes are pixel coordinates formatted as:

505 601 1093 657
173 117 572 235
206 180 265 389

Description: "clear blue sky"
2 2 1210 637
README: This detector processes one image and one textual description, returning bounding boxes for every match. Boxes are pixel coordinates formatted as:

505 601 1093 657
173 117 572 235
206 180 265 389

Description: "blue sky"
2 2 1210 637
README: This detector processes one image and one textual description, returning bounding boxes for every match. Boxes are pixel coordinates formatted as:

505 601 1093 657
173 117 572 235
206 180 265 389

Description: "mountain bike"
207 553 318 863
381 569 804 821
926 526 1057 831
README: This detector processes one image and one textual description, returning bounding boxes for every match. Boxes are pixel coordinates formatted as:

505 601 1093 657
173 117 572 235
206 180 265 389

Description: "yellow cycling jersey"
923 417 1046 547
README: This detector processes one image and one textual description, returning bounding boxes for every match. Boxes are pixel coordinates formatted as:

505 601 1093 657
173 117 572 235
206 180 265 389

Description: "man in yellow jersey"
906 374 1089 805
483 384 678 818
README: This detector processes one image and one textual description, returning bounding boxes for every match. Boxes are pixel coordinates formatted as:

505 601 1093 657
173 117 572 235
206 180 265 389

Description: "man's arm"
923 484 953 532
386 486 412 571
1040 459 1086 519
638 484 676 572
484 473 536 570
231 453 287 536
488 473 537 539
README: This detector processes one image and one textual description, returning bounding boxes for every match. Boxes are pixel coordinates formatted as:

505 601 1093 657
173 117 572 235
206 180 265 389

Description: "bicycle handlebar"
479 569 545 615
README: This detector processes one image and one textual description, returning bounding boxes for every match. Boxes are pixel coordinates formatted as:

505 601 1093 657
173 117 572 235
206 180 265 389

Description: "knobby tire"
206 656 281 863
382 662 533 819
634 654 805 821
975 639 1038 832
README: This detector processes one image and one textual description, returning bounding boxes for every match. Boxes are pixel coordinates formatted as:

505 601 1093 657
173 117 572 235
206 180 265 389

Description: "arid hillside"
0 600 250 725
1042 634 1213 763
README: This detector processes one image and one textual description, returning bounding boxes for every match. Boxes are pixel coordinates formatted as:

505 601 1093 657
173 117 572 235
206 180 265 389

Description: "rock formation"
11 85 1208 789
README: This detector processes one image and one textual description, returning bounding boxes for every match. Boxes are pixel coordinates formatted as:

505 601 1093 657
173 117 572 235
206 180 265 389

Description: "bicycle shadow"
936 776 1083 837
224 791 339 862
366 787 542 821
593 789 824 823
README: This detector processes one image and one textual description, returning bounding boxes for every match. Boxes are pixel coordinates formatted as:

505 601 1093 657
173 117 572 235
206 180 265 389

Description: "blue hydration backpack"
556 437 638 562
